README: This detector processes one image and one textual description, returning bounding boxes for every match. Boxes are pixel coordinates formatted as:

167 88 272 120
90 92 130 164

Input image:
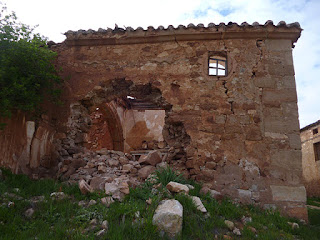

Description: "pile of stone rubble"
58 148 168 201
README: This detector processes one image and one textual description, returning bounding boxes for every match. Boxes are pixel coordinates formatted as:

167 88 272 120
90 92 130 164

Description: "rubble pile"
58 148 168 200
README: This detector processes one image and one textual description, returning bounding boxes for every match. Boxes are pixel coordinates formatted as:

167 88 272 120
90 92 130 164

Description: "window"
313 128 318 135
209 55 227 76
314 142 320 161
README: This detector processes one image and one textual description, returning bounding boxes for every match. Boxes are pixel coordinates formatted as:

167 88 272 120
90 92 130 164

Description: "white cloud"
2 0 319 127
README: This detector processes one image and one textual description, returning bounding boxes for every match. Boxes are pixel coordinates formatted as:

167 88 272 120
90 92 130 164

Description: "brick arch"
103 103 124 151
86 102 124 152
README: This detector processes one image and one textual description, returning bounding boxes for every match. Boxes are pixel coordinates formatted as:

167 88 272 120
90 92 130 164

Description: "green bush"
0 4 61 121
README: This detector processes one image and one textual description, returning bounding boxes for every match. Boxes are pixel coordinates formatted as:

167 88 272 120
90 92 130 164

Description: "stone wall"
0 22 307 220
301 122 320 196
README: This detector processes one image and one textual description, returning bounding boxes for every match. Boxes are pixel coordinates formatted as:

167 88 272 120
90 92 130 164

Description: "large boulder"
166 182 189 194
152 199 183 237
138 150 162 166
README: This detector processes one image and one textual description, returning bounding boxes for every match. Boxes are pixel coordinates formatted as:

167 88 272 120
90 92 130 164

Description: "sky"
1 0 319 128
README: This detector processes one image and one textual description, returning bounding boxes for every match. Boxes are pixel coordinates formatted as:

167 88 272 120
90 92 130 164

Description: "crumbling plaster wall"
0 112 57 177
50 36 306 220
301 126 320 196
123 109 165 152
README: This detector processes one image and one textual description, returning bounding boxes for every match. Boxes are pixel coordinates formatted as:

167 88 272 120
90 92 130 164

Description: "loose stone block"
152 199 183 237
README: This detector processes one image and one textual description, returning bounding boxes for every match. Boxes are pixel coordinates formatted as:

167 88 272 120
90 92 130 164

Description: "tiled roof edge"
64 21 301 36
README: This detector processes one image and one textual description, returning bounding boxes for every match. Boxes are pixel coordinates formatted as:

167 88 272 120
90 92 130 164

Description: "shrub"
0 3 62 122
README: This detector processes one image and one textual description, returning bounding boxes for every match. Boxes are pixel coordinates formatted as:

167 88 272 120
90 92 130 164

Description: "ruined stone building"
0 21 307 220
301 120 320 197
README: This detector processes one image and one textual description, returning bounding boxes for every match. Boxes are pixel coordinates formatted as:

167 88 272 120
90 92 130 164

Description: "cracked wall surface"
0 24 307 220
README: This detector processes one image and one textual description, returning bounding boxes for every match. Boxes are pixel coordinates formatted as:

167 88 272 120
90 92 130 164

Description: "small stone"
30 195 45 203
122 164 133 172
190 196 207 213
292 222 299 229
157 162 168 169
138 165 156 180
288 222 299 229
101 197 114 207
108 159 119 167
101 220 108 230
233 227 241 236
98 165 108 173
50 192 67 200
146 198 152 205
105 182 118 195
166 181 189 194
25 208 35 218
78 200 87 207
88 199 97 206
119 156 129 165
90 218 98 225
223 235 232 239
90 177 106 191
248 226 257 233
224 220 235 230
241 216 252 225
138 150 162 166
185 184 195 190
119 182 130 195
95 229 106 236
79 180 93 195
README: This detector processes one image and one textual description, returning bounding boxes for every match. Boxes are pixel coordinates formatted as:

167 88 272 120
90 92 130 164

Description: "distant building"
301 120 320 196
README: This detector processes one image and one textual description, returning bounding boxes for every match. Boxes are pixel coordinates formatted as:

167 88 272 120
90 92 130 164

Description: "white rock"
224 220 235 230
101 220 108 230
166 181 189 194
50 192 67 200
190 196 207 213
88 199 97 206
152 199 183 237
233 227 241 236
101 196 114 207
208 189 223 200
95 229 106 236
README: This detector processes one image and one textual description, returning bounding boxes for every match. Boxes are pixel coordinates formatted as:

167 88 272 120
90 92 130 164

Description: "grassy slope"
1 167 320 240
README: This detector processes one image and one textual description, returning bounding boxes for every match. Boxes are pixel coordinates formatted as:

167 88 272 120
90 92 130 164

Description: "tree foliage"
0 3 62 120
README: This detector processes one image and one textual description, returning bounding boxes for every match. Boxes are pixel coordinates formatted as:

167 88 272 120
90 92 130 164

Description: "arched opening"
85 103 124 152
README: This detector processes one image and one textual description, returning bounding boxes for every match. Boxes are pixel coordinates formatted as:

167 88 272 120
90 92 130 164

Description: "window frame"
208 52 228 77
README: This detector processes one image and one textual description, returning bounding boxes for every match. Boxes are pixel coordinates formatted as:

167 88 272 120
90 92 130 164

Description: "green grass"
1 167 320 239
